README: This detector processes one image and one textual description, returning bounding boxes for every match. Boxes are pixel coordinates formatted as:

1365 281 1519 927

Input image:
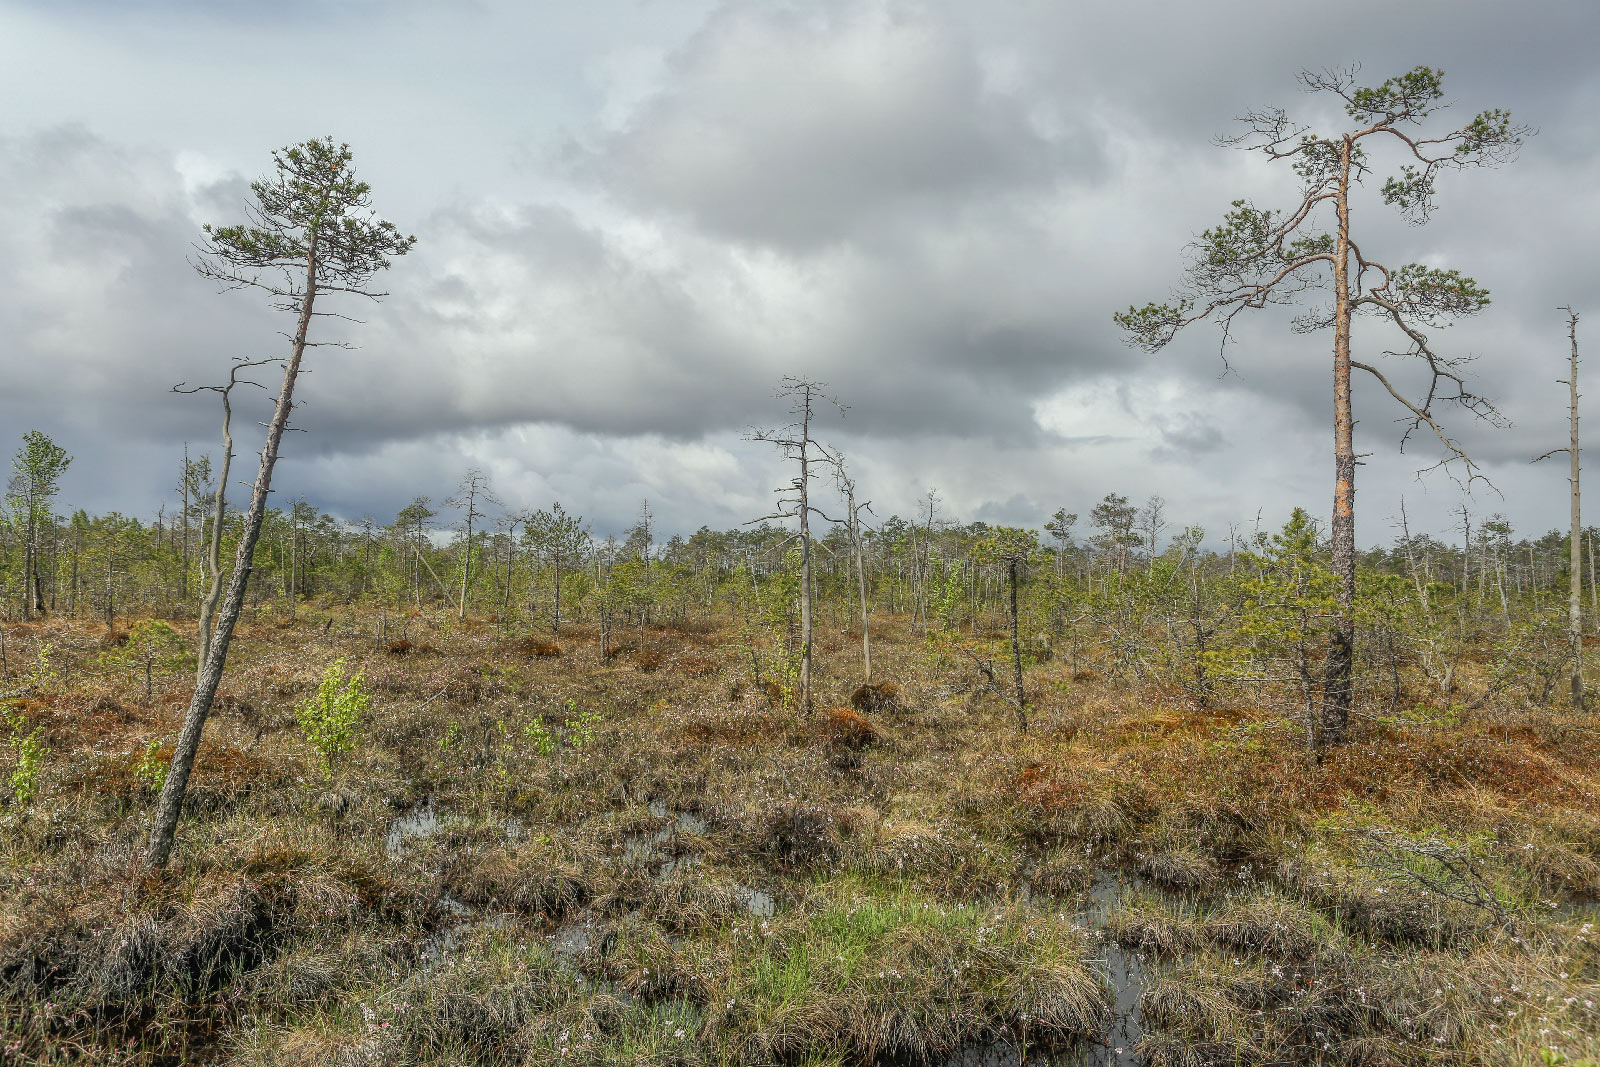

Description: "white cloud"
0 0 1594 547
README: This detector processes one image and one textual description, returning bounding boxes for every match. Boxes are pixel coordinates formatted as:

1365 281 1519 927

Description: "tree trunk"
181 445 191 602
21 535 33 621
196 390 235 683
798 404 813 715
1566 309 1584 709
146 254 318 872
457 514 473 622
1322 136 1357 749
1008 557 1028 731
851 491 871 683
104 549 114 633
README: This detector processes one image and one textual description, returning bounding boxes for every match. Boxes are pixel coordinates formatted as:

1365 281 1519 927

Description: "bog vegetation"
1 69 1597 1067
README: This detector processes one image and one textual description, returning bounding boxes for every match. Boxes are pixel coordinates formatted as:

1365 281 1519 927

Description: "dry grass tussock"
0 610 1596 1065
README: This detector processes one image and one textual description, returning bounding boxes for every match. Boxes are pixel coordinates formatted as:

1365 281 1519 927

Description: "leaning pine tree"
1115 66 1528 749
146 138 414 870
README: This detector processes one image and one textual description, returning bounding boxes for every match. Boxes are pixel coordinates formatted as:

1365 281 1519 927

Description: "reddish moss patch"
822 707 880 750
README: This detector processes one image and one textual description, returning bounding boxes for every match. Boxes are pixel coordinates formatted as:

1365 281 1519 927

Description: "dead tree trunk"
177 360 270 685
1007 556 1028 731
1566 309 1584 710
1537 308 1586 709
147 261 318 871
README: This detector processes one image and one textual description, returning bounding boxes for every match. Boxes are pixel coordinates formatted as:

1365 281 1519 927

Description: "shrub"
103 620 192 700
849 682 900 715
563 700 601 750
2 701 45 807
134 738 170 795
295 658 369 776
521 715 555 758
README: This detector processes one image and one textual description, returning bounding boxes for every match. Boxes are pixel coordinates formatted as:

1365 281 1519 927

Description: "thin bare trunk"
1323 135 1356 748
798 400 813 715
146 255 318 872
851 490 871 683
1007 557 1028 731
196 388 236 683
1565 308 1584 708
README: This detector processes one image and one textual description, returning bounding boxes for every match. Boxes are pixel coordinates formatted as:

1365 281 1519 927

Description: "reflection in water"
385 798 440 858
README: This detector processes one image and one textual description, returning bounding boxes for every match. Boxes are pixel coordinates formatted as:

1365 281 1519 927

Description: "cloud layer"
2 0 1597 545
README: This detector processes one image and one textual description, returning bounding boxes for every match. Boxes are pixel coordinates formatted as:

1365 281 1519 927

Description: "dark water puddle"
622 802 710 878
1080 872 1147 1066
937 1045 1030 1067
551 909 598 962
936 872 1147 1067
419 893 512 965
385 798 442 858
735 884 775 918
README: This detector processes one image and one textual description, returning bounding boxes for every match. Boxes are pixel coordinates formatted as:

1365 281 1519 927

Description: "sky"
2 0 1598 548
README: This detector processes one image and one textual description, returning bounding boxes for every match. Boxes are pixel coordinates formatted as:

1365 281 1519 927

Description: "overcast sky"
2 0 1597 547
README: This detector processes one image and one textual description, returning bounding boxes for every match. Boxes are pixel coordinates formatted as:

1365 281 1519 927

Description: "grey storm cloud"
566 2 1097 251
0 0 1597 541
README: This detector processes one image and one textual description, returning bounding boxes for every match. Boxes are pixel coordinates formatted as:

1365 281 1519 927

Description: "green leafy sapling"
2 701 44 807
296 658 369 776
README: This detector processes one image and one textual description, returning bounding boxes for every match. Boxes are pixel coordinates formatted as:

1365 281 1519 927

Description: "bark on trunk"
196 391 234 683
797 401 814 716
1008 557 1028 732
1322 136 1357 749
1567 310 1585 709
146 254 318 872
551 554 562 635
850 490 871 683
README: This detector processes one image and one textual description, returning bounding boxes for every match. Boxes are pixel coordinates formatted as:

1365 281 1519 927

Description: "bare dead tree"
746 377 843 715
830 455 875 684
173 358 275 682
1117 65 1529 747
146 138 413 872
446 468 500 621
1535 308 1585 709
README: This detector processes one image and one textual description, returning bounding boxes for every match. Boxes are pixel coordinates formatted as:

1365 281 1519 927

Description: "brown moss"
822 707 880 750
675 653 720 677
849 681 901 714
631 648 666 672
512 637 562 659
681 705 779 745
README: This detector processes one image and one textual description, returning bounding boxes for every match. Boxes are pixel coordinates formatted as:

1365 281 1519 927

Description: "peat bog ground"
1 610 1597 1066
